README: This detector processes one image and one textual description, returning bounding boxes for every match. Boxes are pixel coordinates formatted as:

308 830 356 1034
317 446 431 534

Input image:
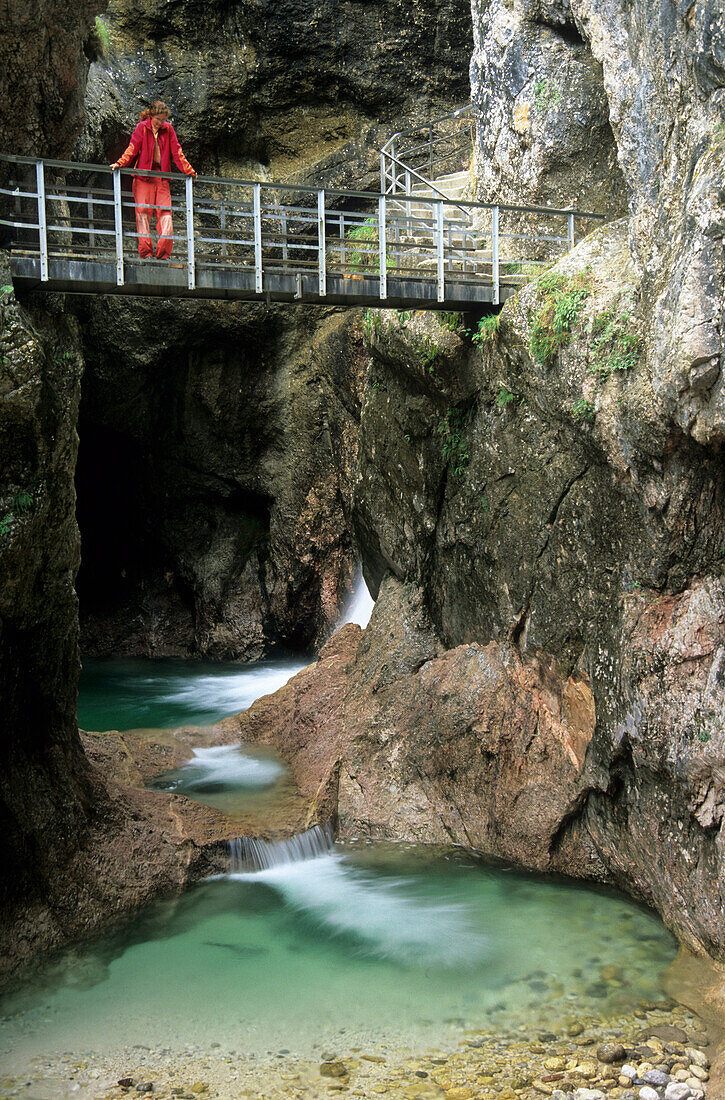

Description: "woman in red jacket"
110 101 196 259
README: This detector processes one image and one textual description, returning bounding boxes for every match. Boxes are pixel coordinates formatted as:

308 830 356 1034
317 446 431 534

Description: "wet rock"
643 1070 670 1087
688 1066 708 1082
639 1089 659 1100
320 1062 348 1078
664 1085 692 1100
598 1045 627 1065
135 1085 153 1094
685 1051 709 1070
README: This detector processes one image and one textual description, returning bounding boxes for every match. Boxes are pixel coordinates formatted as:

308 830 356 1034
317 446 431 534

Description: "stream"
0 577 699 1095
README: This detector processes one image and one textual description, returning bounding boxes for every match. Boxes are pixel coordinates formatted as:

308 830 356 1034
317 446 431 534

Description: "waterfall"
229 823 335 872
335 566 374 631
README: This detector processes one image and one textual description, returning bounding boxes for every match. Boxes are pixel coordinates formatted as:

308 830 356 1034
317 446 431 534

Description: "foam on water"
229 826 485 966
154 745 285 794
78 656 307 732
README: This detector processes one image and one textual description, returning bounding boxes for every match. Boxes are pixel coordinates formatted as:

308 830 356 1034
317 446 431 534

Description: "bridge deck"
0 155 606 310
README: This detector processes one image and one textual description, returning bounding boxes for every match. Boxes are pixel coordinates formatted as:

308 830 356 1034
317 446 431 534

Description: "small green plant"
697 729 712 743
533 79 561 114
347 218 378 272
711 121 725 146
471 313 501 346
480 495 490 513
496 386 517 409
93 15 111 54
397 310 414 327
414 334 438 372
438 408 471 477
589 308 642 379
435 311 463 332
0 488 33 541
571 397 595 422
361 308 382 341
404 433 411 443
528 271 593 366
1 284 13 295
12 491 33 513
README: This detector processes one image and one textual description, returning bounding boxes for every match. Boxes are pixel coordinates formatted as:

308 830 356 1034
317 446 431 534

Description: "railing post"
380 151 386 195
220 201 227 259
253 182 263 294
339 213 345 269
112 167 124 287
185 174 195 291
317 189 326 297
436 200 445 304
492 205 499 306
405 169 411 222
568 212 575 251
35 160 48 282
281 209 288 263
378 195 387 300
87 193 96 252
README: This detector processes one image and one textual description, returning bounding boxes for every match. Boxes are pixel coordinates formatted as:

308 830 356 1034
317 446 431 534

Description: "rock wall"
0 0 108 932
72 0 472 658
230 212 725 955
75 300 360 658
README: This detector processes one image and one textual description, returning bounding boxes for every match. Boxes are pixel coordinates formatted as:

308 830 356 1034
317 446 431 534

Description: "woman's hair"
140 100 170 121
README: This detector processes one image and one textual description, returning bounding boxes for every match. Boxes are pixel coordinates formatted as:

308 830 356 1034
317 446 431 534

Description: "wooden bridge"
0 153 605 311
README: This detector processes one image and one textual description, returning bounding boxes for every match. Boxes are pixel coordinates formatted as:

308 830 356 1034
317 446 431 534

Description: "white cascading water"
335 565 374 631
227 825 487 966
229 823 335 871
159 744 285 792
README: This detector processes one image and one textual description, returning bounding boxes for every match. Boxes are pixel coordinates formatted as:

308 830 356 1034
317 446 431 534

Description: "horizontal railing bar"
0 154 607 220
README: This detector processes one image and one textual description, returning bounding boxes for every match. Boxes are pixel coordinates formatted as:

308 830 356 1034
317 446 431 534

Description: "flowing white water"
335 566 374 630
229 828 487 967
79 656 308 732
156 745 285 794
229 823 334 869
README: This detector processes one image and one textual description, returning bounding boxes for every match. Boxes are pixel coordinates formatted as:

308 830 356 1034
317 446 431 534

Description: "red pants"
132 178 173 259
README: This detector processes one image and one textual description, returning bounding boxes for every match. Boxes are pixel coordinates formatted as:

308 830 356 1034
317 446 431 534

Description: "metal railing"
0 154 606 308
380 104 476 210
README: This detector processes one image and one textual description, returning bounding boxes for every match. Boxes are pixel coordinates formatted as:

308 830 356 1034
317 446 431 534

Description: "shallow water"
78 656 308 732
149 743 296 818
0 844 676 1063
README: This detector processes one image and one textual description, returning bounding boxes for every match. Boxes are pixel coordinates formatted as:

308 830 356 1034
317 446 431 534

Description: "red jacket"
115 117 195 176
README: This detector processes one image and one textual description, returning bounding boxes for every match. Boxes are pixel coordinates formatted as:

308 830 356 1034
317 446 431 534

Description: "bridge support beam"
253 183 263 295
318 190 326 297
436 202 445 303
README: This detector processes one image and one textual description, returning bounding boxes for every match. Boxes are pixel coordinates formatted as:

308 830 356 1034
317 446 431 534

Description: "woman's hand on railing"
110 163 119 171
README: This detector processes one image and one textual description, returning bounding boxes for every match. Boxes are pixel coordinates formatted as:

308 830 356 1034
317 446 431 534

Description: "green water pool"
0 843 676 1063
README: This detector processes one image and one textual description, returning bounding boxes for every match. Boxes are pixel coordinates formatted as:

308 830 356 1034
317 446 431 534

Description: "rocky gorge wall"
0 0 473 972
211 0 725 965
71 0 472 658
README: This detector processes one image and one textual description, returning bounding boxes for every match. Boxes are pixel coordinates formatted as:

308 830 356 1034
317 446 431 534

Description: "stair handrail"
379 148 471 223
380 103 476 206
